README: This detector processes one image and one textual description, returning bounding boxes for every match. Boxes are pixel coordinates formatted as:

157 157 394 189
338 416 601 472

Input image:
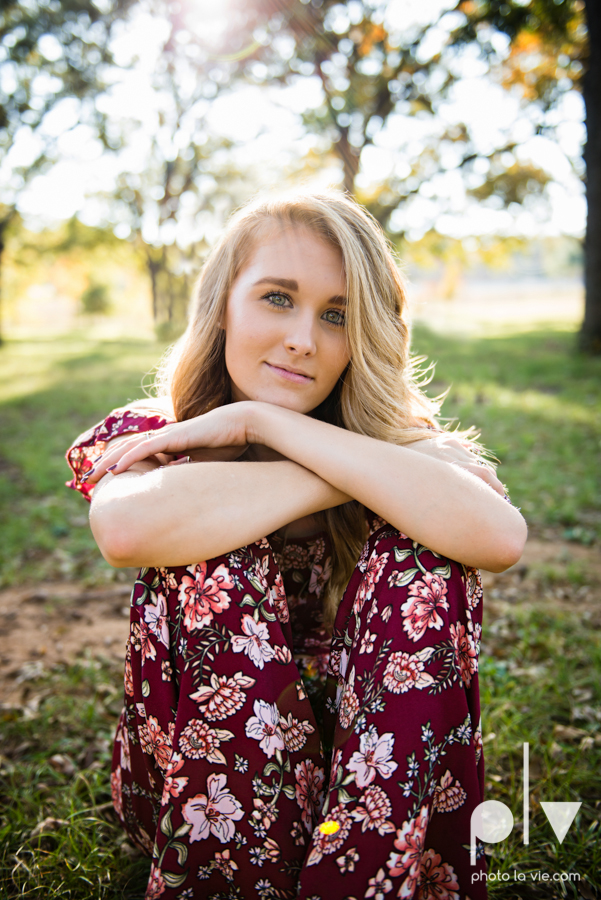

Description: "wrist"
245 401 282 446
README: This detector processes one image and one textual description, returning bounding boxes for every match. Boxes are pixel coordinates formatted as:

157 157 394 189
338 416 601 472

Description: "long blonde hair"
156 190 443 624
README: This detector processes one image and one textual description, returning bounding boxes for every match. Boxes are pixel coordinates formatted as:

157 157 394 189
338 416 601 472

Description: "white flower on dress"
346 726 398 788
231 614 276 670
182 773 244 843
245 699 285 758
143 592 170 648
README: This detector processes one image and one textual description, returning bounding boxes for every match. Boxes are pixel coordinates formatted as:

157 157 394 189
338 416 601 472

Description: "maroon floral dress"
67 406 488 900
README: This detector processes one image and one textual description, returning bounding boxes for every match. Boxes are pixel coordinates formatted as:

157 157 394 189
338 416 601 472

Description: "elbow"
89 505 142 569
482 512 528 573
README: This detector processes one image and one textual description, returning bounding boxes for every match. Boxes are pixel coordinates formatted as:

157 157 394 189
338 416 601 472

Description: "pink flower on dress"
354 551 389 612
262 836 280 863
231 614 276 670
351 785 395 835
182 773 244 843
328 649 342 679
433 770 467 813
143 593 170 649
189 671 255 720
359 629 376 654
401 573 449 642
115 718 131 771
294 759 326 832
291 821 305 846
131 620 156 664
279 712 315 752
179 562 233 632
346 726 398 788
386 804 429 890
213 848 239 881
449 622 478 687
474 724 483 763
365 868 393 899
382 650 435 694
274 644 292 664
306 804 352 866
464 566 483 610
245 699 285 758
178 719 234 764
159 567 178 592
338 683 360 730
270 572 289 623
146 863 166 899
110 766 123 819
417 849 460 899
336 846 360 873
308 557 332 599
138 716 172 771
250 797 279 832
160 751 189 804
124 644 134 697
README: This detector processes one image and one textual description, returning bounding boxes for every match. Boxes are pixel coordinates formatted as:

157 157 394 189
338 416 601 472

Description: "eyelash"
262 292 346 327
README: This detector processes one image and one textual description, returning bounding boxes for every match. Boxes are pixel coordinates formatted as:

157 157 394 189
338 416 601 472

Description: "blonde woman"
67 192 526 900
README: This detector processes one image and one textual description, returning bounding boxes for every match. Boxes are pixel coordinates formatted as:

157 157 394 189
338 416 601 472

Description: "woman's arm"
89 456 350 568
88 401 526 572
249 403 526 572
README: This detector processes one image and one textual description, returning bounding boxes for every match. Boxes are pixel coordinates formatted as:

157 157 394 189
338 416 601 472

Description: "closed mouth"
265 363 314 383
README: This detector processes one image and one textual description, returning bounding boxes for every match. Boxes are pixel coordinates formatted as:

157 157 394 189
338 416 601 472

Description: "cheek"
326 336 351 382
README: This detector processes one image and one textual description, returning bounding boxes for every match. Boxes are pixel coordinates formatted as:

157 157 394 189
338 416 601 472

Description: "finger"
461 462 505 496
90 431 175 482
167 455 192 466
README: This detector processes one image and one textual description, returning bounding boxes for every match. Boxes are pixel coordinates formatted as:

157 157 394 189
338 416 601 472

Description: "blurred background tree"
0 0 137 342
209 0 593 348
0 0 593 347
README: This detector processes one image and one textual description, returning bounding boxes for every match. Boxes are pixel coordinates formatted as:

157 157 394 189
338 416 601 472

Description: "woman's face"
224 225 350 414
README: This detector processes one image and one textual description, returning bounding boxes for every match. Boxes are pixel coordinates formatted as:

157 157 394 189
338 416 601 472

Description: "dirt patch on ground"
1 538 599 708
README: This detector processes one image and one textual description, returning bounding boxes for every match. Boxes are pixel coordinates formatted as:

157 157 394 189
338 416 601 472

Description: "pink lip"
265 363 313 384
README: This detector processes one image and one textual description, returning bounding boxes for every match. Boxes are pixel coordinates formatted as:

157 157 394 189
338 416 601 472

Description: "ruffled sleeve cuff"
66 404 174 502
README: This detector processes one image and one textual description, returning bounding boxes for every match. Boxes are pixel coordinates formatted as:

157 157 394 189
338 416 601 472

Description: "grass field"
0 328 600 898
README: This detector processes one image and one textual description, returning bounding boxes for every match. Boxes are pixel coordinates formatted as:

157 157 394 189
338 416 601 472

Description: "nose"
284 311 317 357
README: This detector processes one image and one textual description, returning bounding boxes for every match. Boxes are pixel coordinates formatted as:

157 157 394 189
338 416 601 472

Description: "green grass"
478 600 601 897
413 326 601 541
0 658 151 898
0 328 599 588
0 336 167 586
0 328 599 897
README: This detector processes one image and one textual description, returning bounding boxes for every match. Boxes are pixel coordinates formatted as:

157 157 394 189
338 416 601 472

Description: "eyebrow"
254 277 299 291
254 276 346 305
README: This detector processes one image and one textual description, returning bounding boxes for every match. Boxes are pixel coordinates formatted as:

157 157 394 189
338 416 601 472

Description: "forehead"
240 223 345 283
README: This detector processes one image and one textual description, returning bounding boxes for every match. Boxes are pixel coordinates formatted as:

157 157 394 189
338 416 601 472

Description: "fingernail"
107 464 118 473
81 473 89 483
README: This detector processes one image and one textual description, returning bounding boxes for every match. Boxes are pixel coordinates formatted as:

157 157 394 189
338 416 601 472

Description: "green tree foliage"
453 0 599 353
207 0 595 349
0 0 136 339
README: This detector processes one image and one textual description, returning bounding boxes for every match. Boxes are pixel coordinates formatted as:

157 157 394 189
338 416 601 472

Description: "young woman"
67 191 526 900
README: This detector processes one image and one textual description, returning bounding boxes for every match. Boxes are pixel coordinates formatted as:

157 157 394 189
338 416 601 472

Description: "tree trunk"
579 0 601 353
0 217 10 346
335 129 360 195
146 251 160 322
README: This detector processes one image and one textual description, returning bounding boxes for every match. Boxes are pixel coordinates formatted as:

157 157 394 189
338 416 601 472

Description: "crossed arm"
87 400 527 572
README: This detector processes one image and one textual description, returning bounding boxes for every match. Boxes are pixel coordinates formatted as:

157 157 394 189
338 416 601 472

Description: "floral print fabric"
67 408 488 900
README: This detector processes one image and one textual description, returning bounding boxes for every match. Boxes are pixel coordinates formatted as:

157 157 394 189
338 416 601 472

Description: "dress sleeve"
65 402 175 502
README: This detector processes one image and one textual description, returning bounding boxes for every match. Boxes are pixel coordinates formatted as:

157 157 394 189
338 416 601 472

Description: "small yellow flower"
318 820 340 836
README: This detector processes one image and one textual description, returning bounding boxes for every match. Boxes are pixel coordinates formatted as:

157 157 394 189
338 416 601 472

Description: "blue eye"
323 309 346 326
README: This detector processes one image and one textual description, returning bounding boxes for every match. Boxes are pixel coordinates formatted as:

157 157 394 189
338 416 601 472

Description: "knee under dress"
67 406 488 900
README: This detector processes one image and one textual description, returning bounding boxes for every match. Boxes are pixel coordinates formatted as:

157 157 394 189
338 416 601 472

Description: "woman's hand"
403 435 506 496
85 403 255 484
